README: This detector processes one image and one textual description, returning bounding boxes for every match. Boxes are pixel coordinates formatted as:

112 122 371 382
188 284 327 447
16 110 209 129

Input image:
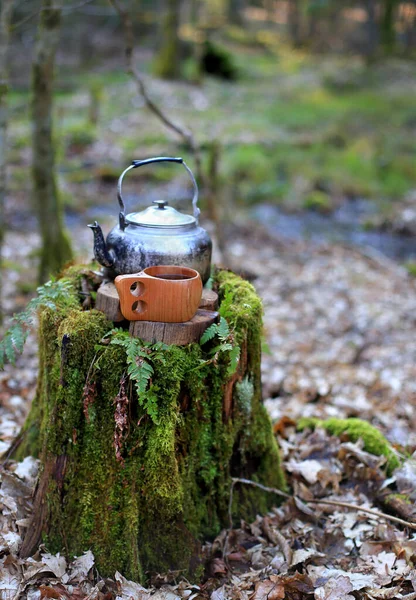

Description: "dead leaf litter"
1 225 416 598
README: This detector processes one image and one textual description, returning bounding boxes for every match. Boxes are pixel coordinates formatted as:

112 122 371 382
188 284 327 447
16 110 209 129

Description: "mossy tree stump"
17 267 285 582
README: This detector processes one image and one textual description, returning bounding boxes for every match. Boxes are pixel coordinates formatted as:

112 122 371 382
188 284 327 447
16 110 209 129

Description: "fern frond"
151 342 169 352
219 289 234 320
211 342 233 355
110 336 131 349
0 278 77 370
0 323 29 368
127 357 154 397
142 389 159 424
227 345 240 376
217 317 230 341
4 333 17 364
200 322 219 345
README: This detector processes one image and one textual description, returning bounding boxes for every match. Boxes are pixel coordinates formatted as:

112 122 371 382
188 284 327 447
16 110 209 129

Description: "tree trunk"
364 0 379 59
32 0 72 284
0 0 15 324
17 266 286 582
227 0 246 26
288 0 302 47
381 0 399 53
189 0 200 26
401 3 416 53
264 0 275 23
154 0 182 79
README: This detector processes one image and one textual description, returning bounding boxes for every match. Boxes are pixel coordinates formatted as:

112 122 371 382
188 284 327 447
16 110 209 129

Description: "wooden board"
95 282 124 322
198 289 219 311
96 283 218 323
129 309 219 345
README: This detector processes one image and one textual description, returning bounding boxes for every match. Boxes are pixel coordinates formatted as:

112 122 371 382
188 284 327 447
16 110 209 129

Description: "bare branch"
108 0 204 185
108 0 227 263
229 477 416 536
224 476 291 560
231 477 291 503
12 0 96 30
307 497 416 530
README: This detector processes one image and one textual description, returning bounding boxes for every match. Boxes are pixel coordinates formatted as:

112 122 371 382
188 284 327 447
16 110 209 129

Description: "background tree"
32 0 72 283
227 0 246 25
154 0 182 79
288 0 303 47
381 0 399 52
364 0 379 58
0 0 15 323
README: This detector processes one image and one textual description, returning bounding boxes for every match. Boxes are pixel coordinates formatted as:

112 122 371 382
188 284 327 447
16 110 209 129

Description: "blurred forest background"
1 0 416 308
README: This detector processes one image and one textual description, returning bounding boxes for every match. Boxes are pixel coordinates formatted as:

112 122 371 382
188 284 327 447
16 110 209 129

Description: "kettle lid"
126 200 196 228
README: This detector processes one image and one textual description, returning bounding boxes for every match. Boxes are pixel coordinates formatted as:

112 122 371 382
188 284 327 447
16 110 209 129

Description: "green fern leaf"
127 357 154 397
0 324 29 368
110 337 130 349
1 277 78 370
151 342 169 352
11 325 27 354
210 342 233 355
217 317 230 341
200 322 219 345
143 390 159 423
219 290 234 320
4 334 16 365
227 344 240 376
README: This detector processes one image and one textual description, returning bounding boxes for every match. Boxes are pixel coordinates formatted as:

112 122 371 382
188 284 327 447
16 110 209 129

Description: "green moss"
63 122 96 149
19 267 285 581
304 190 332 213
405 262 416 277
385 493 412 505
297 417 400 474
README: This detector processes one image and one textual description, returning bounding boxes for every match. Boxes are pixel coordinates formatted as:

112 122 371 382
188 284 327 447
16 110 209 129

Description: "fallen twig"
12 0 95 30
307 497 416 530
227 477 416 550
224 477 291 560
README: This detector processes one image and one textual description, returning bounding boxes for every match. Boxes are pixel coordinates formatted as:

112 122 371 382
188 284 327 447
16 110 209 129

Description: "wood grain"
129 309 219 345
115 266 203 322
96 282 218 324
199 289 218 310
96 282 124 322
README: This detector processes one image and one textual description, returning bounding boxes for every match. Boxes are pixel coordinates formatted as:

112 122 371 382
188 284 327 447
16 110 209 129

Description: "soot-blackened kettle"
88 157 212 283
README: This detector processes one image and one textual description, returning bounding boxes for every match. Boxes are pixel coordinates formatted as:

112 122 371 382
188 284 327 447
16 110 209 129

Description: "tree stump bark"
17 266 285 582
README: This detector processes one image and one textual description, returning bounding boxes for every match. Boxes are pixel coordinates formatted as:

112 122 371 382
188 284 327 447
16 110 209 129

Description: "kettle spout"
88 221 114 268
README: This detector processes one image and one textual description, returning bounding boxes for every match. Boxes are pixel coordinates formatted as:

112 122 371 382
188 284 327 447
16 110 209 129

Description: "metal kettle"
88 157 212 283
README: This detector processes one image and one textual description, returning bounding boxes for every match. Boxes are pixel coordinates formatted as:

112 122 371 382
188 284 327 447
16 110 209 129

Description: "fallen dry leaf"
253 578 285 600
314 576 354 600
114 571 150 600
285 459 324 484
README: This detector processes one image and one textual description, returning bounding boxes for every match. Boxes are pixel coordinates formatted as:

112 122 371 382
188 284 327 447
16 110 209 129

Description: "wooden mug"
114 265 203 322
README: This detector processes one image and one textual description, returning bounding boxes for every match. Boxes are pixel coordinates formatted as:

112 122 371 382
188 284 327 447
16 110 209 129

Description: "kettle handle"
117 157 200 229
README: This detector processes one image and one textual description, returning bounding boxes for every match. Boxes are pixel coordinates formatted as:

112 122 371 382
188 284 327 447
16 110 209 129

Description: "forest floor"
1 221 416 599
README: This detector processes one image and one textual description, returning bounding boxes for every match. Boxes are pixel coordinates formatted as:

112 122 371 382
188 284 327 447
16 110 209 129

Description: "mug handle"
114 272 151 320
